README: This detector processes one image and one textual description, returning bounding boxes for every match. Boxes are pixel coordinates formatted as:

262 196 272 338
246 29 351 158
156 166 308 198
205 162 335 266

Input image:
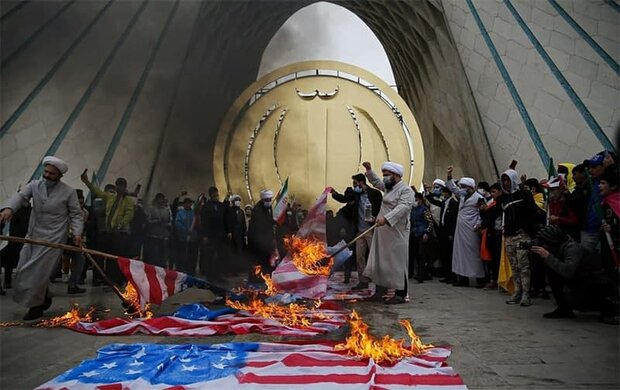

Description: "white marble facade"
442 0 618 178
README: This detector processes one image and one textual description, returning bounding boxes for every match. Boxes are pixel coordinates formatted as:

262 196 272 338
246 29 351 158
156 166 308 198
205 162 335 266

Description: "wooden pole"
0 235 117 259
0 235 134 309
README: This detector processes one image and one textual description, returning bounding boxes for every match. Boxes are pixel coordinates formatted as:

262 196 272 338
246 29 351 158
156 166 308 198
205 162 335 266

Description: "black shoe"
384 295 406 305
543 308 574 319
23 307 44 321
343 275 350 284
366 292 386 302
68 286 86 294
351 282 369 291
41 291 52 311
0 288 5 296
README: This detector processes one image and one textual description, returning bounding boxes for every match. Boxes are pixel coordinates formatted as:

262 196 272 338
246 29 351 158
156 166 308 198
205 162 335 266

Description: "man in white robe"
0 156 83 320
362 161 415 304
445 166 485 286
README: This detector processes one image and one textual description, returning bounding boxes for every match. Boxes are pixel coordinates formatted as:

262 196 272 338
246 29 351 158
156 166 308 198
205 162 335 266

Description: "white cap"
42 156 68 174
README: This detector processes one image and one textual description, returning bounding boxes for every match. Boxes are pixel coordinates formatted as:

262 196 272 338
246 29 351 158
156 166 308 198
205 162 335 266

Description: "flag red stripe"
164 268 179 297
375 373 465 386
281 353 369 367
237 372 374 385
143 262 163 304
117 257 131 283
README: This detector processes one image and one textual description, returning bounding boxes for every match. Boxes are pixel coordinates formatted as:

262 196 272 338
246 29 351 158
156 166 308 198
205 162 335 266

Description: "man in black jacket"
531 225 614 322
425 179 459 283
199 187 228 281
331 173 382 289
500 169 541 307
247 190 276 278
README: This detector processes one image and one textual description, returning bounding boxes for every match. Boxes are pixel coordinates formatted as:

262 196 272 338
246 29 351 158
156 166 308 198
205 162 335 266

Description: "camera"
517 240 540 250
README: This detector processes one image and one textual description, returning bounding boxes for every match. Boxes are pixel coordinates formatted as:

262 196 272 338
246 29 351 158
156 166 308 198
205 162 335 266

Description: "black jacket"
199 200 227 240
247 202 275 259
331 186 382 228
426 194 458 236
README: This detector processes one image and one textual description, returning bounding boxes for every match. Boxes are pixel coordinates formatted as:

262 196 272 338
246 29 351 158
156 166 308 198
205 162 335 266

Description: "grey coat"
363 170 415 289
1 180 83 307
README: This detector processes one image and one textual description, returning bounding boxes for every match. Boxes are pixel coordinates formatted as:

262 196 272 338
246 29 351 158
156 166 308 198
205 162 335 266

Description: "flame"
121 283 154 319
254 266 278 296
335 310 432 363
226 297 328 328
0 322 23 327
284 236 331 276
35 304 95 328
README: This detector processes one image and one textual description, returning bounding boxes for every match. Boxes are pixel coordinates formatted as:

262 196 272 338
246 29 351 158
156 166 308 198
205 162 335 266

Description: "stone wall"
442 0 618 178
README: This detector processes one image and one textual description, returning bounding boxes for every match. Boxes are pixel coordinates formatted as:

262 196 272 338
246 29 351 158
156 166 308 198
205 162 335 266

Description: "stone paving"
1 276 618 389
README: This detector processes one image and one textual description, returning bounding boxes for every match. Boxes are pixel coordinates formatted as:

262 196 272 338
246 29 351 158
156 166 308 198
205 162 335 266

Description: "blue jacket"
175 208 195 241
410 205 432 238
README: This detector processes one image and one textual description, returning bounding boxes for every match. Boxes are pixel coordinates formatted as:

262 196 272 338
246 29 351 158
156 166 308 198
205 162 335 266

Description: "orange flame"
284 236 331 276
0 322 23 327
121 283 154 319
35 304 95 328
226 297 328 328
335 310 432 363
254 266 278 296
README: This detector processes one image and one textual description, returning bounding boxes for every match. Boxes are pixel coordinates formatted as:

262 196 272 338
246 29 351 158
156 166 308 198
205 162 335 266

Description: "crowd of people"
0 149 618 323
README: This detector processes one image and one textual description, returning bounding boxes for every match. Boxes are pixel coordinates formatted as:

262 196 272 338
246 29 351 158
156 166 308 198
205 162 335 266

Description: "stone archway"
151 0 496 194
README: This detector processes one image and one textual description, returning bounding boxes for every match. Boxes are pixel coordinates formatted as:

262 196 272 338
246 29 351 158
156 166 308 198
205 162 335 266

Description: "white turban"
433 179 446 187
459 177 476 189
381 161 404 177
260 190 273 200
42 156 68 174
230 194 241 202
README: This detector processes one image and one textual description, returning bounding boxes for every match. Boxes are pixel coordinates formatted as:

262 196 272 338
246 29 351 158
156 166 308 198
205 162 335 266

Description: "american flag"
117 257 224 307
272 188 331 299
36 341 467 389
69 303 348 337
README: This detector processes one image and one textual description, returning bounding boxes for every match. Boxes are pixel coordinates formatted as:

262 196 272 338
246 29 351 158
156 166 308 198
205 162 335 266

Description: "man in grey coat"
0 156 83 320
362 161 415 304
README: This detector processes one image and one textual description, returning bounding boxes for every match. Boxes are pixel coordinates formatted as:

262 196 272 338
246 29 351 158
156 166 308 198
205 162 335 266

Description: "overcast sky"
258 2 396 86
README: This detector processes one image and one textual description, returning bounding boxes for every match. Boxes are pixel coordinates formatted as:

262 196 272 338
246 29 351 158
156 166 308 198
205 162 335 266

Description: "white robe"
446 179 485 278
2 180 83 307
363 170 415 289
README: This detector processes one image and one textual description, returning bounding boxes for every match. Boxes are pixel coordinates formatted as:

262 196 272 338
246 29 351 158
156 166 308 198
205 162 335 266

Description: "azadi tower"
1 0 617 202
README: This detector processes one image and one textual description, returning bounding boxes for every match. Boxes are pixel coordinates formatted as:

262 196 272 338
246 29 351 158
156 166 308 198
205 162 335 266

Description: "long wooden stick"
0 235 117 260
0 235 134 308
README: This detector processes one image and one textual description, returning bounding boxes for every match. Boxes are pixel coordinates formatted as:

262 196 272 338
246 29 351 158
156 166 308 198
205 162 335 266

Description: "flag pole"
0 235 134 309
0 235 117 259
317 223 378 266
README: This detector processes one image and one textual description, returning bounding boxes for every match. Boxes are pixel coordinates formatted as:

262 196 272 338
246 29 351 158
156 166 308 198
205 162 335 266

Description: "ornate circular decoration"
214 60 424 208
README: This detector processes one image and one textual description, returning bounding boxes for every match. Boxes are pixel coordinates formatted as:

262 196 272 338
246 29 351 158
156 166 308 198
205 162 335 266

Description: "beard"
384 181 395 190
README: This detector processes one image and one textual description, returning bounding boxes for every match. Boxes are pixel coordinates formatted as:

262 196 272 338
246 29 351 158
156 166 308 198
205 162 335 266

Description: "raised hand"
362 162 372 171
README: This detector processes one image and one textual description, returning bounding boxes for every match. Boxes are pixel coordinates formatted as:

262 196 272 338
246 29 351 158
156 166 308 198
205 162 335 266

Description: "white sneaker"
61 273 69 283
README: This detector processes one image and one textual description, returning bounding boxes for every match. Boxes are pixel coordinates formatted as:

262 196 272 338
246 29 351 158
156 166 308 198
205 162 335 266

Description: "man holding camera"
530 226 615 323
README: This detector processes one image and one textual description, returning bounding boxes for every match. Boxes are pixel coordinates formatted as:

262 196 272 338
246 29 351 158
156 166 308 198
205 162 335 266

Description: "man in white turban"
0 156 83 320
247 189 276 278
445 166 485 287
362 161 415 304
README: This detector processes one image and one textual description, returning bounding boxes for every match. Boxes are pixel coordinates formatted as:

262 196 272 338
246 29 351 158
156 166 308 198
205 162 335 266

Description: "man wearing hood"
500 168 541 306
0 157 83 320
362 161 415 304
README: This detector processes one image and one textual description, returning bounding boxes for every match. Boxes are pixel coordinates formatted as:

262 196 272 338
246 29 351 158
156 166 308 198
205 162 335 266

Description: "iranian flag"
273 177 289 225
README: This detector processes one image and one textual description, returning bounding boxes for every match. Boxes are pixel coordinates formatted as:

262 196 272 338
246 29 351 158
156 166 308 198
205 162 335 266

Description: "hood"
558 162 576 192
501 169 520 194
